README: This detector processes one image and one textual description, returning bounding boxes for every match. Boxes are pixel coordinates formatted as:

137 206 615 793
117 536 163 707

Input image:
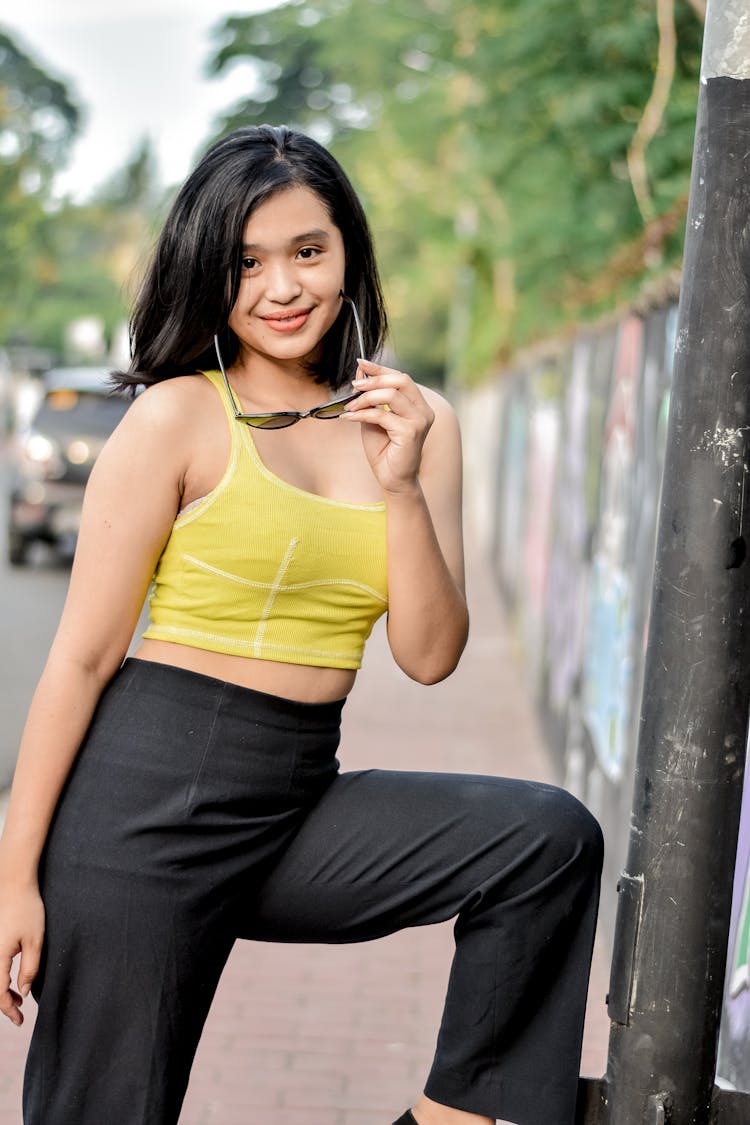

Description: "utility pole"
577 2 750 1122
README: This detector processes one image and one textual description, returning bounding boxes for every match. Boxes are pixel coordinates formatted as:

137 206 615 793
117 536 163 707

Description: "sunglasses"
213 293 366 430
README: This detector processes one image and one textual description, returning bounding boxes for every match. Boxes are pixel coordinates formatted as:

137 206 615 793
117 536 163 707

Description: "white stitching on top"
253 538 300 657
143 623 361 663
181 553 387 603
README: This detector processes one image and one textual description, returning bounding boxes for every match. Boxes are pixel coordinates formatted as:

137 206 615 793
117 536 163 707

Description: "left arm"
343 361 469 683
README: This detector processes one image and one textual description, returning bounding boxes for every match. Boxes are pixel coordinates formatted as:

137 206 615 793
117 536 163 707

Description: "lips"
261 309 313 333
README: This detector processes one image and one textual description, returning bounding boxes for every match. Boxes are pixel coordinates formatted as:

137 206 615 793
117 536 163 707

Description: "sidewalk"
0 541 610 1124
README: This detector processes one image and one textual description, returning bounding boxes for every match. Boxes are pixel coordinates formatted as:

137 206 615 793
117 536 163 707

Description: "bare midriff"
133 638 357 703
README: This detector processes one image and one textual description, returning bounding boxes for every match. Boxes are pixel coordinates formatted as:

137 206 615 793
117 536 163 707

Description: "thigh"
27 847 236 1125
239 768 595 942
25 659 342 1125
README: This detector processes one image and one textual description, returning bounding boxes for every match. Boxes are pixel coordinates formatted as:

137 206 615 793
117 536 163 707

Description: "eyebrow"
242 229 331 253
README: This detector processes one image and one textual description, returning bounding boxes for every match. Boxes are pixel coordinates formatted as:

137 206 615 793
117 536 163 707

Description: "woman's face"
228 185 347 373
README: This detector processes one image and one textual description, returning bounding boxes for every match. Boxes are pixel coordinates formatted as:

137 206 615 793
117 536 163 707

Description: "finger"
355 358 404 377
345 387 417 416
18 942 42 998
353 363 422 401
0 987 23 1026
341 405 412 432
0 953 16 1007
354 366 411 388
348 373 431 411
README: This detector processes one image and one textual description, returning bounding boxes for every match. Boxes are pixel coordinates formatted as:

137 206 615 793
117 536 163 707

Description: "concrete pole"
601 2 750 1123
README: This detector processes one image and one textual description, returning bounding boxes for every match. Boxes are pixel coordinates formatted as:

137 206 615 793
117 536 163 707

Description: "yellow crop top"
143 370 388 670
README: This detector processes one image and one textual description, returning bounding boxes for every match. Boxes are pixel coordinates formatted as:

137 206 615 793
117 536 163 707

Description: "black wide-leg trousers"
24 659 603 1125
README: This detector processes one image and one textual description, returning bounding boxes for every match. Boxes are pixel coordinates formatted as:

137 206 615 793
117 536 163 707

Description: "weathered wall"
458 301 750 1089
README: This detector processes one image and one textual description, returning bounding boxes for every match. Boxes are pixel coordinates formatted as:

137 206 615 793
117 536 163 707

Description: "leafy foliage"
0 29 169 361
207 0 704 382
0 28 80 333
0 5 705 381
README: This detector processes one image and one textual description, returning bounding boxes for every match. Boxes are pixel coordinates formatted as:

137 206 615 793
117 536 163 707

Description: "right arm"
0 381 191 1025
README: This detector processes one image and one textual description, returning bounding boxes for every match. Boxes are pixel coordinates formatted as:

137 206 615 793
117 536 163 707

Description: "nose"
264 259 304 303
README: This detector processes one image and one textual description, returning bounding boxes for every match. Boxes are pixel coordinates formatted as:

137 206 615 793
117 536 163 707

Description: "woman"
0 125 603 1125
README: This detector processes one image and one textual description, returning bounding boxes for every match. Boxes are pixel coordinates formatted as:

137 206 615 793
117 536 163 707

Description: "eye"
297 246 321 261
241 256 259 272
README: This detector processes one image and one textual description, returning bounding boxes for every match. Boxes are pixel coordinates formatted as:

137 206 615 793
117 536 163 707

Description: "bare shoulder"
89 376 219 498
418 383 455 412
122 374 214 433
416 383 462 457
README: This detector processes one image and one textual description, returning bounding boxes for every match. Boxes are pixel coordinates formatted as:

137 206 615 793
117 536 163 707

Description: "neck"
228 350 330 411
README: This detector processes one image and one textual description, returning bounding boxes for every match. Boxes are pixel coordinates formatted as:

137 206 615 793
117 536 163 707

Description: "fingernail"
21 984 29 997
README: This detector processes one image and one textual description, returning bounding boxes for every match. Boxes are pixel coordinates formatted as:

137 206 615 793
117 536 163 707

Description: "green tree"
0 27 80 335
4 138 166 359
206 0 704 383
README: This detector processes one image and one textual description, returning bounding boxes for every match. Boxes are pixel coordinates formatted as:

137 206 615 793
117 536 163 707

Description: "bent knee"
542 784 604 873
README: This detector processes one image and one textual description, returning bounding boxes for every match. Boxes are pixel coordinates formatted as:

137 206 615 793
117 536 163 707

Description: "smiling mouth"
262 309 313 332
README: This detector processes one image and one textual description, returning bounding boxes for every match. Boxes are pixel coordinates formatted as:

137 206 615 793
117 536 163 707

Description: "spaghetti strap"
200 368 239 427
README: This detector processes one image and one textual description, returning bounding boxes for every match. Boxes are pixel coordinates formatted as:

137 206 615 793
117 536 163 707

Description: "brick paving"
0 541 610 1123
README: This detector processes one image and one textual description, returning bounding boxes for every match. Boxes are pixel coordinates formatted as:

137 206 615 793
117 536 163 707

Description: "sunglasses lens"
243 414 298 429
313 390 361 420
314 403 347 419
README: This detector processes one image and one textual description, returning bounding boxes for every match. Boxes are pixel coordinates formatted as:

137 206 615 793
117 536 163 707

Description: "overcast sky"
3 0 276 201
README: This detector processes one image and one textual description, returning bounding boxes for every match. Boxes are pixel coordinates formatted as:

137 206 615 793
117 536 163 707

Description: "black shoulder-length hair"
112 125 388 393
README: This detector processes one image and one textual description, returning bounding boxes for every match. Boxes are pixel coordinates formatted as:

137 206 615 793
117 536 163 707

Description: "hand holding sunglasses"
340 357 436 496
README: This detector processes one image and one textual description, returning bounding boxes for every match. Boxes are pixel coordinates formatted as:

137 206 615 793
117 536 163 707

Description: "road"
0 460 71 788
0 458 147 790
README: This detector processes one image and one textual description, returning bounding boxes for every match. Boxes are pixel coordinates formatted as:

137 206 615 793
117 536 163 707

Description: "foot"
408 1095 495 1125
